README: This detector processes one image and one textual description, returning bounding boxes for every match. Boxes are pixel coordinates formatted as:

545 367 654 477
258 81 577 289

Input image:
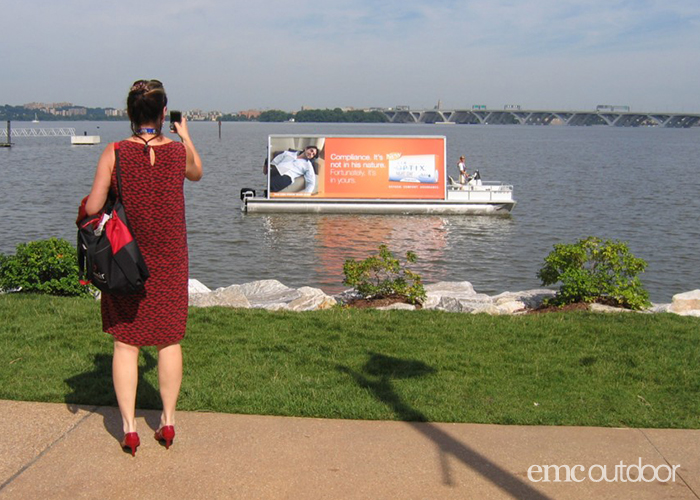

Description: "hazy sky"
2 0 699 113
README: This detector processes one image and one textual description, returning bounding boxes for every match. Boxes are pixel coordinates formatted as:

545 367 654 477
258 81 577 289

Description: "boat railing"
479 181 513 190
448 181 513 192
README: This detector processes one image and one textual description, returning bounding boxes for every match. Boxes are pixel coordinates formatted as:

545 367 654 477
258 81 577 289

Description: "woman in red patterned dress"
86 80 202 455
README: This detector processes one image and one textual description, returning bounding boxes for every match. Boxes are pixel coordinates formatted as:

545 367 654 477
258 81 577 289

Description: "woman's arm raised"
173 117 203 181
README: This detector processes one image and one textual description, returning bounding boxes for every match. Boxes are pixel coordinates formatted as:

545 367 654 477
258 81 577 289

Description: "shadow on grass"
338 352 552 499
64 349 162 441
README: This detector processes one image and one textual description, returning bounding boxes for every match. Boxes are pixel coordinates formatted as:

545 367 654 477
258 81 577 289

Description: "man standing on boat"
458 155 468 184
269 145 318 193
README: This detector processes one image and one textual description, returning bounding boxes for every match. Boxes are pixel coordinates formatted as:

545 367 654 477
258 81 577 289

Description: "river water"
1 121 698 302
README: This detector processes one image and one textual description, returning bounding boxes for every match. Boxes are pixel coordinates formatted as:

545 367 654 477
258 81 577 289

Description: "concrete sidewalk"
0 400 698 499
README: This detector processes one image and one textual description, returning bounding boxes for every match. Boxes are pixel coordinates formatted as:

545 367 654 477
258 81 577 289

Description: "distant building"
105 108 127 117
186 109 223 121
238 109 262 119
24 102 72 111
64 107 87 117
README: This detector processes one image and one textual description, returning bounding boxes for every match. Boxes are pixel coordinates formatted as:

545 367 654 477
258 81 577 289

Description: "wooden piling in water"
1 121 11 148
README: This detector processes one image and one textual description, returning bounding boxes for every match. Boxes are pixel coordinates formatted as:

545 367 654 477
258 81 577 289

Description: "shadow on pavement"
338 352 552 500
64 349 161 441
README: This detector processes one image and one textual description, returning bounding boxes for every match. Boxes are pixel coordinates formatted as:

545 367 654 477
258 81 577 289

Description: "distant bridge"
0 127 77 138
378 108 700 128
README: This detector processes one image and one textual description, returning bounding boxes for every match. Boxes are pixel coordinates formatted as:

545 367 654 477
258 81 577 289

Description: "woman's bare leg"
156 342 182 427
113 340 140 434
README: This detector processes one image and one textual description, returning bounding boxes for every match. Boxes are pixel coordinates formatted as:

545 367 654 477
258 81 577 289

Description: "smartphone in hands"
170 110 182 132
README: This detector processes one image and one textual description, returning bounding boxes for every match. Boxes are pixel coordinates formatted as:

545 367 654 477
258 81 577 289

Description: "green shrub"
537 236 650 309
343 245 426 304
0 238 92 297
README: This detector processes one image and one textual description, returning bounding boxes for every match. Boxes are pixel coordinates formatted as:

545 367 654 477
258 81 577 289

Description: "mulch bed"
526 302 590 314
343 295 422 309
527 297 624 314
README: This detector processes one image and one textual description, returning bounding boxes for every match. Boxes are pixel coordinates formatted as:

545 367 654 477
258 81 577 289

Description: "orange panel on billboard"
324 137 445 199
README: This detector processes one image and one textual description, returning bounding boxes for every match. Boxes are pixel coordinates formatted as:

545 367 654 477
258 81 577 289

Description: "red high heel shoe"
121 432 140 456
154 425 175 449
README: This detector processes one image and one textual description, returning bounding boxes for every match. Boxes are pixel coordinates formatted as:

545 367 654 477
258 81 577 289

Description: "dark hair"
305 145 319 159
127 80 168 135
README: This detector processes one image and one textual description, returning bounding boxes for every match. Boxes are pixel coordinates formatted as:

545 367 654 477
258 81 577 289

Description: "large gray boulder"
188 278 211 294
423 281 492 312
237 280 336 311
423 282 555 314
669 290 700 316
236 280 303 309
491 289 557 314
189 284 250 308
189 279 336 311
377 302 417 311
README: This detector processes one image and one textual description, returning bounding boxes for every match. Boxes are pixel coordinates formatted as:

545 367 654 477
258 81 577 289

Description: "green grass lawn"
1 294 698 428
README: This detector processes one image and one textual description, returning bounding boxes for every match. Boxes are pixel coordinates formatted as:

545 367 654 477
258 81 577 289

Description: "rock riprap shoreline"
188 279 700 316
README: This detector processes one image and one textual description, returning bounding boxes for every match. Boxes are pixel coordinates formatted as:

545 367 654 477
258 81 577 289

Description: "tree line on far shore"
222 108 389 123
1 104 389 124
0 105 126 122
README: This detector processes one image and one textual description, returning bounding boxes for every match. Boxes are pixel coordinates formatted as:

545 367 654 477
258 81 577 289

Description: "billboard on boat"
267 135 446 200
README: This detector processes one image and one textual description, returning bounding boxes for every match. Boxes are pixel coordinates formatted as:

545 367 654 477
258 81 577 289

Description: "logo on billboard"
387 154 438 183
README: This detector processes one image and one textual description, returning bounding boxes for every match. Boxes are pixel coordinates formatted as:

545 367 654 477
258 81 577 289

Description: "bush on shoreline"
537 236 650 310
0 238 92 297
343 245 426 304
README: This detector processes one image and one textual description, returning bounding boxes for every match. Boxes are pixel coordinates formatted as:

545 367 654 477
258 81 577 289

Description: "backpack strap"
77 228 87 284
111 142 138 235
113 142 123 200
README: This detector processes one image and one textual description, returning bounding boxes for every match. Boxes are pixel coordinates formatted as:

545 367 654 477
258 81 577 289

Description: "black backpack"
77 143 149 294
